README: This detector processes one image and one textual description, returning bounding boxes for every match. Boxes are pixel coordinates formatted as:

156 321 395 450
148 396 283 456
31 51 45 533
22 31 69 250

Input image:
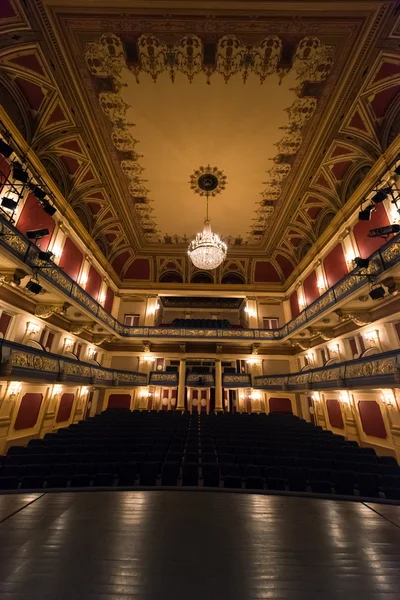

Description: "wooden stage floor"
0 490 400 599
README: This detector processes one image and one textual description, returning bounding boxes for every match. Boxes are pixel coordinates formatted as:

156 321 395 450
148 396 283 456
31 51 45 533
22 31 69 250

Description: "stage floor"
0 490 400 599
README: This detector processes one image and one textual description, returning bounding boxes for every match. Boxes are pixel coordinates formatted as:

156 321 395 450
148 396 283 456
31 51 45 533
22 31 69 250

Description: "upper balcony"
2 214 400 343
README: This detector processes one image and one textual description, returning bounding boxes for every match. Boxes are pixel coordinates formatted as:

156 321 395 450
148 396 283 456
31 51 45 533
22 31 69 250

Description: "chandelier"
188 166 227 270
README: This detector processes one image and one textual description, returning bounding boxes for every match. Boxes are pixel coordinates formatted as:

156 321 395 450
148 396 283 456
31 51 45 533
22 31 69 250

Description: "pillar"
281 297 291 325
144 295 159 326
215 359 223 411
48 223 67 265
245 297 258 328
78 256 91 288
177 358 186 410
111 293 121 319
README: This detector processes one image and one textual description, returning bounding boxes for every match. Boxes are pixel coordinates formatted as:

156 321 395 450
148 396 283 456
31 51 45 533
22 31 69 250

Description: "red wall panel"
353 203 390 258
56 392 75 423
358 400 387 439
104 286 114 314
323 243 348 288
107 394 131 409
269 397 292 413
16 194 55 251
59 238 83 281
289 291 300 319
14 393 43 430
326 399 344 429
0 311 12 337
303 270 319 305
85 265 102 300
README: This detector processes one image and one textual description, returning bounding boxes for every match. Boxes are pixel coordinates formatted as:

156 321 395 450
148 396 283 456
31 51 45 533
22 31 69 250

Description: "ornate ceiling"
0 1 400 285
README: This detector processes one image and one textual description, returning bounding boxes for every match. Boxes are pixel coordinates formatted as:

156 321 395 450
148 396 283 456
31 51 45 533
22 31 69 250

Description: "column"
144 295 159 326
340 228 358 270
177 358 186 410
215 359 223 412
111 292 121 319
98 278 108 306
296 282 306 311
48 223 67 265
245 297 258 328
281 297 291 324
314 260 328 295
78 256 91 288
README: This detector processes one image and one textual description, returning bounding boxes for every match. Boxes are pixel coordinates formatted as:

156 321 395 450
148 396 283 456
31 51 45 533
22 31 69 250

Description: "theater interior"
1 0 400 598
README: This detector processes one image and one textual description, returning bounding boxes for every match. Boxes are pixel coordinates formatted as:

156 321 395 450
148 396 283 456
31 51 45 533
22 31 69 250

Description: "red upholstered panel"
124 258 151 280
326 399 344 429
0 312 12 337
254 261 281 282
85 265 102 300
104 286 114 314
358 400 387 439
14 393 43 430
16 194 55 251
323 243 347 287
56 393 74 422
289 291 300 319
59 238 83 281
107 394 131 409
269 397 292 413
353 203 390 258
303 270 319 305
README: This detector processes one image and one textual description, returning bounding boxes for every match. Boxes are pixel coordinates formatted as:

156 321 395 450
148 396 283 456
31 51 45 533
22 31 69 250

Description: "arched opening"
159 271 183 283
221 272 245 284
191 272 214 284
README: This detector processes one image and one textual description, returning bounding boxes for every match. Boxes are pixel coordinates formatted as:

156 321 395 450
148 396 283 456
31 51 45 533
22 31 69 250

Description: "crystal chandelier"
188 168 227 270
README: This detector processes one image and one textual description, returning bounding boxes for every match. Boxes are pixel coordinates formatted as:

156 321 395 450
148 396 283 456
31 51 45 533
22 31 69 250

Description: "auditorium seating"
1 410 399 499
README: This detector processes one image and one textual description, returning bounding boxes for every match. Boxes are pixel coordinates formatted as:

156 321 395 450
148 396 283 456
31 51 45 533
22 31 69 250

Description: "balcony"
2 214 400 341
253 349 400 391
0 339 147 386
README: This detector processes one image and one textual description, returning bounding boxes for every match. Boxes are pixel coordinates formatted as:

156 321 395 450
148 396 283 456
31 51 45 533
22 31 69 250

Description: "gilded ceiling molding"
34 303 70 319
335 310 372 327
84 33 334 246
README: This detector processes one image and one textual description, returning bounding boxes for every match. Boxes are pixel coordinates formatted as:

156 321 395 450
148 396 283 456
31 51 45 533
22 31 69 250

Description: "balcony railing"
253 349 400 391
0 339 147 386
2 214 400 340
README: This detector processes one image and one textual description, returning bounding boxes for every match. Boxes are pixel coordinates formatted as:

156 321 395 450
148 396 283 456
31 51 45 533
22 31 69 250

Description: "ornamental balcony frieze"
1 215 400 342
253 349 400 391
0 339 147 387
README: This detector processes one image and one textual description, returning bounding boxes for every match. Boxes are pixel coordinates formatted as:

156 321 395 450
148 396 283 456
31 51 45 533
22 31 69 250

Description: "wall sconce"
99 292 106 305
87 347 96 360
381 389 396 407
312 391 320 402
141 388 150 399
306 352 314 363
26 322 40 336
53 384 62 396
8 381 22 398
143 354 155 363
339 390 351 405
52 246 62 260
345 250 356 266
364 330 379 344
246 358 260 366
251 391 261 401
80 386 89 397
79 273 88 287
298 296 306 310
317 280 326 293
328 344 340 356
244 305 256 318
64 338 74 353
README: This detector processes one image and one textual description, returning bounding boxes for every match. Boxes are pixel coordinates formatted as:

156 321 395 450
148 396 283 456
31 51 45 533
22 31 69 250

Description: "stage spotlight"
369 286 385 301
26 228 49 240
29 184 47 201
371 187 391 204
1 197 18 211
38 250 53 262
41 200 56 216
0 139 13 158
12 163 28 183
25 279 42 295
368 224 400 238
358 205 375 221
353 257 369 269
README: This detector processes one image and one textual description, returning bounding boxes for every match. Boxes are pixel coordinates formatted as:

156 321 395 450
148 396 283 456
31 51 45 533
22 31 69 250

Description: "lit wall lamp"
306 352 314 364
339 390 351 406
53 384 62 396
79 273 88 287
143 354 155 363
52 246 62 260
64 338 74 353
328 344 340 358
251 391 261 401
99 292 106 305
80 386 89 398
381 389 396 407
317 279 326 293
298 296 306 310
246 358 260 367
8 381 22 398
364 330 379 345
345 250 356 266
312 391 320 402
87 347 96 360
26 322 40 336
244 305 256 318
141 388 150 400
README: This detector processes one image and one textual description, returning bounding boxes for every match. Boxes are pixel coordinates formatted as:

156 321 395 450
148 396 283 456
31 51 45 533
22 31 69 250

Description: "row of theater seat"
1 410 399 499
